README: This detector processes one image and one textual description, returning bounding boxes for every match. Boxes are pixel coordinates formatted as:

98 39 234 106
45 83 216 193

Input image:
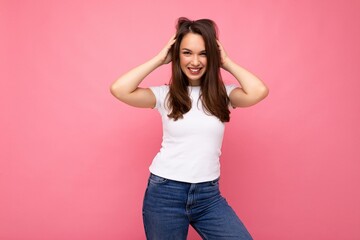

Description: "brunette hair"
167 17 231 122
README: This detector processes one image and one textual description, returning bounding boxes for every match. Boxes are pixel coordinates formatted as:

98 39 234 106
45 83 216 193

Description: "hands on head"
156 34 177 65
156 34 231 70
216 40 231 70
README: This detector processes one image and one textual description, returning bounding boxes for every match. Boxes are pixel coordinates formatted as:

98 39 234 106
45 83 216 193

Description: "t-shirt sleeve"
225 84 238 96
225 84 238 109
149 85 169 110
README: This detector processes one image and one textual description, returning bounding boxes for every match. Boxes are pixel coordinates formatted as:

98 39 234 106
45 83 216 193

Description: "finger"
171 37 177 45
169 33 177 42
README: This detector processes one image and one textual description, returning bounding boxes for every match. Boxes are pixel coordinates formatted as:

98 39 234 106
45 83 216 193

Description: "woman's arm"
217 41 269 108
110 35 176 108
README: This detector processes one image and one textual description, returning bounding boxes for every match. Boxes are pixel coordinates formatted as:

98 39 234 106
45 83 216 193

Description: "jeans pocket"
148 173 168 185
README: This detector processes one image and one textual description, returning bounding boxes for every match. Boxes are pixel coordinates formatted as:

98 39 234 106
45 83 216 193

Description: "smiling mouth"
188 67 202 74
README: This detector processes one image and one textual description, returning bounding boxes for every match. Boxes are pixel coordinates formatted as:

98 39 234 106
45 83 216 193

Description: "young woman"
110 17 268 240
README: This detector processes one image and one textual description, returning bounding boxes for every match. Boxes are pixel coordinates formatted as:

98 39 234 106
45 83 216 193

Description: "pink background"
1 0 360 239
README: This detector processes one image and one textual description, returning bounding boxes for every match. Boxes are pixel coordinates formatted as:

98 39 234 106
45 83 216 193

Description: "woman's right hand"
110 34 177 108
156 34 177 65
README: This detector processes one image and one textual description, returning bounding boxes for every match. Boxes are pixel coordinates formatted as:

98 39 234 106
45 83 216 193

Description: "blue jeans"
142 173 253 240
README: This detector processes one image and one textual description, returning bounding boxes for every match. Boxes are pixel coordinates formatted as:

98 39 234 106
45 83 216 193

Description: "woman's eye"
201 52 207 56
182 51 190 55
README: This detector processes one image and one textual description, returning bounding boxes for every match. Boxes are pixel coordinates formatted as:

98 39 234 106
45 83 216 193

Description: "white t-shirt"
149 84 237 183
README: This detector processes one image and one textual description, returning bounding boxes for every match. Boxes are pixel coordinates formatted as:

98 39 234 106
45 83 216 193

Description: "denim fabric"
142 173 253 240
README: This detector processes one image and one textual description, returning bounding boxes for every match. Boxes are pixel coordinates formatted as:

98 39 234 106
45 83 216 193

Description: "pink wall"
1 0 360 239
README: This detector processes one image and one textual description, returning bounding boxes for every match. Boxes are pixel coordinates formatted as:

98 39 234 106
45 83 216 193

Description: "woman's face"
179 33 207 86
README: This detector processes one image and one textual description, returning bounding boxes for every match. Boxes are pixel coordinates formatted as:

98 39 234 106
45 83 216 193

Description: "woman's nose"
191 55 200 65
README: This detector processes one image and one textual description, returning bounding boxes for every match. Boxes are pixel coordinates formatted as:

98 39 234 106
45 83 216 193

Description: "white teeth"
189 68 200 73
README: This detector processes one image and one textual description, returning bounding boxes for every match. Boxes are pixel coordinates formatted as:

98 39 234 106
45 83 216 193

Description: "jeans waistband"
149 173 220 186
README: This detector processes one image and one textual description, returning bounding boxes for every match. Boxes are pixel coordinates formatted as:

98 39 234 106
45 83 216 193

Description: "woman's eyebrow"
181 48 206 52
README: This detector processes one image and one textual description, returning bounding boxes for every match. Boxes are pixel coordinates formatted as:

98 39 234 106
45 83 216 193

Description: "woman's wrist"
150 55 165 69
154 53 171 67
222 57 234 72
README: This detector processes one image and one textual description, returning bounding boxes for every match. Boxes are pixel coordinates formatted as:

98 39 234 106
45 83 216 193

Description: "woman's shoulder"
224 84 238 96
149 84 170 99
150 84 169 93
151 84 169 89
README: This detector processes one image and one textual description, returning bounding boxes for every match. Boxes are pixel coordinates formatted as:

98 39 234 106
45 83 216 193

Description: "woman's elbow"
252 85 269 105
110 83 124 100
260 85 269 99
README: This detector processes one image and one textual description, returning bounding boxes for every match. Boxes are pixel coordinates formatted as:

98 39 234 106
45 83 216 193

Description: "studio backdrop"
1 0 359 239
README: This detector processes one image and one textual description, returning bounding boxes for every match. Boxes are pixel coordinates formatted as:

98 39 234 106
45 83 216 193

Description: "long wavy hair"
167 17 231 122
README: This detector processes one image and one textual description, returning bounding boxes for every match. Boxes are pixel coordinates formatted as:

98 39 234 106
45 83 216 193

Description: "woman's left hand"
216 40 269 108
217 40 230 70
